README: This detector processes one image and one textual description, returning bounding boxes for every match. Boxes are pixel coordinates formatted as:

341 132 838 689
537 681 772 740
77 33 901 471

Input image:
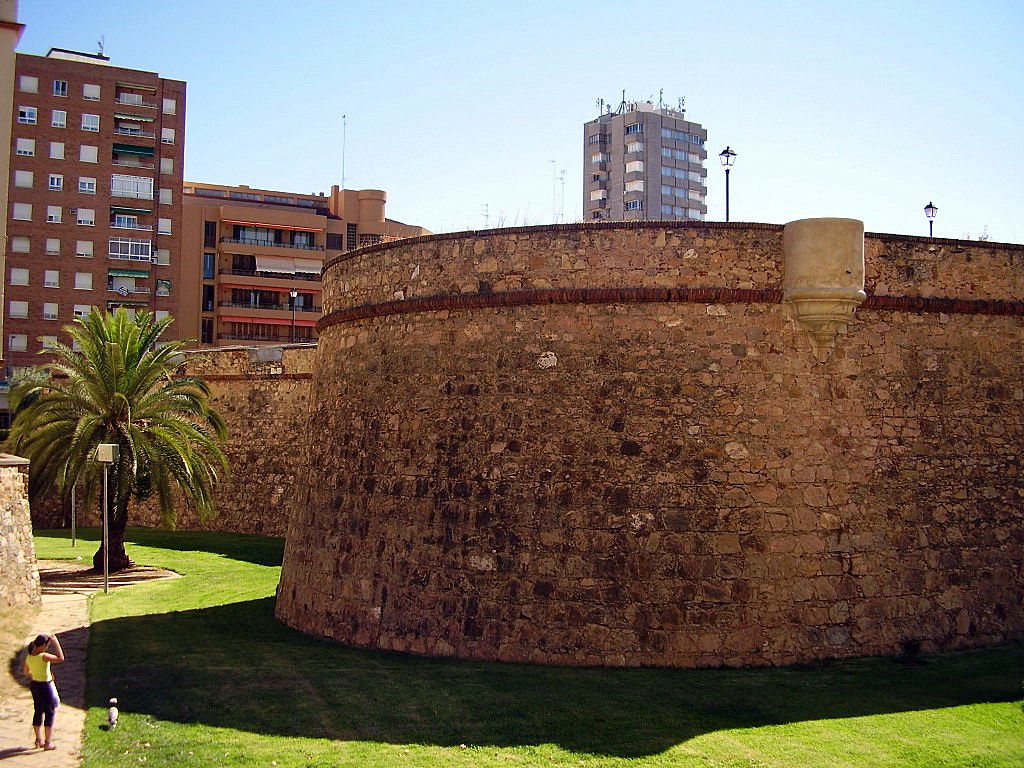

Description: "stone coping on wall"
324 220 1023 271
0 454 29 468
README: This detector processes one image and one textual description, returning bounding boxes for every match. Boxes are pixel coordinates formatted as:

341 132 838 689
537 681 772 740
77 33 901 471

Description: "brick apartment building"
179 182 428 346
4 47 185 372
583 98 707 222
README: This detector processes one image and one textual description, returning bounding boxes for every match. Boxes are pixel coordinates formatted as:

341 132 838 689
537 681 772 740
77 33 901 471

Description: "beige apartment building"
180 182 428 346
583 99 707 222
4 47 185 373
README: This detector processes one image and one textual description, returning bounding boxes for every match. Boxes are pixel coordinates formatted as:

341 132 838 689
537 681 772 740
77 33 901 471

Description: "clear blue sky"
23 0 1024 242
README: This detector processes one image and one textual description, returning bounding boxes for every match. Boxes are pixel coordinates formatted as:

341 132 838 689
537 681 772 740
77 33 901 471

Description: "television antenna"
97 36 105 56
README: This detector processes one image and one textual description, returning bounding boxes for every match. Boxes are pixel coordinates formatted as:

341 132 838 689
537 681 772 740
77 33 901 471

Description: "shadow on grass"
37 527 285 568
87 597 1024 757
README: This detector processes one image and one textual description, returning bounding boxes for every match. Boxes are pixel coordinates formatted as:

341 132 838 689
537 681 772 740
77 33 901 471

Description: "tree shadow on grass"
37 527 284 567
87 597 1024 758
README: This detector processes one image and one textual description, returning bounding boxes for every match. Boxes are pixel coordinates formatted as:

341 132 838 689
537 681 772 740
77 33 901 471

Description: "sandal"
43 743 56 751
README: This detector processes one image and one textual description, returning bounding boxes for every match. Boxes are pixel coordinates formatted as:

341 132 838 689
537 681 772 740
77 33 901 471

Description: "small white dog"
107 698 118 729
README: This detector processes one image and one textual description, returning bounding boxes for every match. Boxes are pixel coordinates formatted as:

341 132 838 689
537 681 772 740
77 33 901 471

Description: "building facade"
180 182 428 346
583 100 707 222
4 47 185 372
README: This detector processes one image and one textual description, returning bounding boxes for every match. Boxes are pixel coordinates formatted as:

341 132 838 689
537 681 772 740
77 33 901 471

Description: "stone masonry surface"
0 456 40 609
274 222 1024 668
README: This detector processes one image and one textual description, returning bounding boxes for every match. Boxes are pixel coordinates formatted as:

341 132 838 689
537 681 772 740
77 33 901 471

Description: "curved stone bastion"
275 219 1024 667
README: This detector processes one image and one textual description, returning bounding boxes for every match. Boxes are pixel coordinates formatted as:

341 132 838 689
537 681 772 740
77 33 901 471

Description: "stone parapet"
0 454 40 608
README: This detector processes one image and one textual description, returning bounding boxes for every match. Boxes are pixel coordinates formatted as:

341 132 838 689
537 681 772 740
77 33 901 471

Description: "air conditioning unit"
69 208 78 214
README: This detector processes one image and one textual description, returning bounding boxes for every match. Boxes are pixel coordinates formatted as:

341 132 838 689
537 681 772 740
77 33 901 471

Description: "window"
83 83 100 100
14 170 33 188
48 173 63 190
626 142 644 154
17 106 36 124
689 152 701 163
46 205 62 223
661 185 673 196
155 249 170 265
674 168 687 179
12 202 31 220
674 187 687 198
19 75 38 93
155 310 169 322
15 138 34 156
8 301 28 319
162 98 176 115
624 123 643 135
76 240 93 258
74 272 93 290
203 221 217 247
43 303 58 320
73 305 91 318
661 147 672 157
202 253 216 279
46 238 60 255
155 279 171 297
158 218 172 235
41 336 57 350
79 177 97 194
160 128 175 144
587 134 607 145
118 92 143 106
76 208 95 226
10 236 29 253
8 335 27 353
625 160 644 174
111 174 153 199
202 285 214 312
625 200 644 211
49 141 64 159
624 180 644 192
51 109 66 128
590 152 608 163
346 223 357 251
53 79 67 97
159 188 172 205
79 145 98 163
10 268 29 286
661 166 673 177
661 204 674 216
688 189 703 201
113 214 138 229
201 318 213 344
160 157 173 175
108 237 152 260
81 114 100 132
589 189 608 202
43 269 59 287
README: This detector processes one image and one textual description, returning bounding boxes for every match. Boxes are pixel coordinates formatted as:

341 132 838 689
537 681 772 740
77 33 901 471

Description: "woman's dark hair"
31 634 49 648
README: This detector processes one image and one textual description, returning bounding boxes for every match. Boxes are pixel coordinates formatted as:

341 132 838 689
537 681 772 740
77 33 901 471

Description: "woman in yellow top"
23 633 64 751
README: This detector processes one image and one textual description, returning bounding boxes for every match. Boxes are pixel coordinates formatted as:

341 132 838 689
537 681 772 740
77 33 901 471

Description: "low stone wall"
275 221 1024 668
0 455 40 608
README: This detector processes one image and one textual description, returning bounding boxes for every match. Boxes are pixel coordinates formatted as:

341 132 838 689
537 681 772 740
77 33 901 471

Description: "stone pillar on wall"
783 217 867 360
0 453 40 608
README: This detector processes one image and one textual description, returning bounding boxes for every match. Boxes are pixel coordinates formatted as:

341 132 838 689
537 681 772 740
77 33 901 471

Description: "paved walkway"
0 562 177 766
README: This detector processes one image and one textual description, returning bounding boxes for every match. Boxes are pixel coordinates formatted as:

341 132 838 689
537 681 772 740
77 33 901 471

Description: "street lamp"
924 201 938 238
719 146 737 222
96 443 119 594
289 288 298 343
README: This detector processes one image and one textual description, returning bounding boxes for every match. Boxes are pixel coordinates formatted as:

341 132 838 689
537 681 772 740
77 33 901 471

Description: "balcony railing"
220 268 321 282
112 159 156 169
219 236 323 252
115 95 157 108
107 286 151 294
109 253 154 262
217 332 316 343
218 301 322 312
110 222 153 231
112 190 154 201
113 128 155 139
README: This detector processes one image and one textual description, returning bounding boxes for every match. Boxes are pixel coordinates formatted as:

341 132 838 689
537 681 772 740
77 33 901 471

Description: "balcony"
219 236 323 252
112 159 156 170
220 268 321 283
219 300 322 313
109 253 154 263
110 222 153 232
113 128 155 139
107 285 151 294
217 331 316 343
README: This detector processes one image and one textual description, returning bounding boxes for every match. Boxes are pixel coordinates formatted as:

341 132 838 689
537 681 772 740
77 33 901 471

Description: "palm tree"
8 309 228 571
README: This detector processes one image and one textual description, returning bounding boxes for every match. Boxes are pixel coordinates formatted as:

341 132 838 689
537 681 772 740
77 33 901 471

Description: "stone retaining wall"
275 221 1024 667
0 455 40 608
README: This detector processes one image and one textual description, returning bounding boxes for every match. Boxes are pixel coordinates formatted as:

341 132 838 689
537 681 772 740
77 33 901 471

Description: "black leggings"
30 681 58 727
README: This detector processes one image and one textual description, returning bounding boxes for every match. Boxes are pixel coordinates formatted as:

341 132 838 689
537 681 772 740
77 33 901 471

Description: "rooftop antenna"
617 89 627 114
97 35 105 56
595 97 604 117
677 96 685 116
559 169 566 224
341 114 347 190
658 88 664 110
481 203 489 229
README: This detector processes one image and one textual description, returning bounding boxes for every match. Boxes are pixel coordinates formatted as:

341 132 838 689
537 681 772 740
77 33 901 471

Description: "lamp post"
289 288 297 343
719 146 737 222
924 201 938 238
96 443 119 594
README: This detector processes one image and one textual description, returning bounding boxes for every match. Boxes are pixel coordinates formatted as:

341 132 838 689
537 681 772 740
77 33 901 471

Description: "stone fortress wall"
0 455 40 609
272 220 1024 668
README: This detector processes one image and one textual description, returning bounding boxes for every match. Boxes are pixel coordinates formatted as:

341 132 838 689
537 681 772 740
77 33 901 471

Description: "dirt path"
0 561 177 765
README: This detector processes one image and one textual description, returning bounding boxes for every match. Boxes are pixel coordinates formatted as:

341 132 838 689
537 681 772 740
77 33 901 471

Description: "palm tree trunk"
91 462 134 572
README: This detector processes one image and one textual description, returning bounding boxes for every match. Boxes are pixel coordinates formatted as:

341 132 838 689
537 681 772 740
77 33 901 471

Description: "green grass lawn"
34 528 1024 768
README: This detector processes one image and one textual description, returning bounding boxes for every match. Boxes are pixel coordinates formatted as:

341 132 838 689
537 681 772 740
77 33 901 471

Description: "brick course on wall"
0 455 41 609
274 222 1024 668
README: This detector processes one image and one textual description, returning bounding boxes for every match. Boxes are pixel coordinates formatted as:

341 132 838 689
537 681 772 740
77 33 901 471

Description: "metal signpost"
96 444 119 594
